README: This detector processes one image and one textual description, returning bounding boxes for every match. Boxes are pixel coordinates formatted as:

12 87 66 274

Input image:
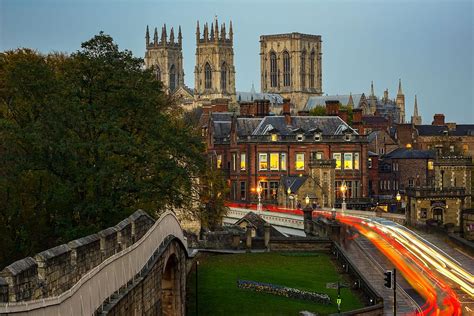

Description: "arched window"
156 66 161 82
283 51 291 87
169 65 176 91
220 62 227 92
205 63 212 89
270 52 277 88
309 51 315 88
300 50 306 89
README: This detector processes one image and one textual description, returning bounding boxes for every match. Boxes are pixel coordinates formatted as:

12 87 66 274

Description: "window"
260 181 269 199
280 153 287 171
240 153 246 171
240 181 246 200
312 152 323 160
271 133 278 141
270 153 279 170
295 153 305 170
463 144 469 154
420 208 427 219
353 181 360 198
345 134 352 141
314 133 322 141
354 153 360 170
368 158 372 169
270 181 279 199
283 51 291 87
408 178 414 187
270 52 278 87
231 181 237 200
220 62 227 92
433 208 443 222
169 64 176 91
217 154 222 169
449 145 455 153
344 153 353 170
155 66 161 81
232 153 236 171
205 63 212 89
296 134 304 141
427 160 434 170
309 51 315 88
259 153 268 170
333 153 341 170
300 50 306 88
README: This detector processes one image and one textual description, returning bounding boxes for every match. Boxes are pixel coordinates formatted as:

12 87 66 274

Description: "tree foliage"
0 33 205 268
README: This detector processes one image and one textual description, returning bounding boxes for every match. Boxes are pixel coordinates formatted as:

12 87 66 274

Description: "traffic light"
384 270 393 289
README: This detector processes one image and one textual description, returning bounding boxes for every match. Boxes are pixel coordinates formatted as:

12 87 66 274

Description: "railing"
0 211 186 315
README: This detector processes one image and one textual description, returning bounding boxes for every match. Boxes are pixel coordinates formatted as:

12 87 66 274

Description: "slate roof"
305 94 364 110
415 125 474 136
281 175 308 193
362 115 389 125
383 148 436 159
236 91 284 104
235 212 284 237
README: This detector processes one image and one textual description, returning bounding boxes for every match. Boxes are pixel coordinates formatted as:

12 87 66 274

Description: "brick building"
202 99 369 208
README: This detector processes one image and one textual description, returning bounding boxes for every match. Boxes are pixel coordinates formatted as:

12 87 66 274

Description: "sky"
1 0 473 123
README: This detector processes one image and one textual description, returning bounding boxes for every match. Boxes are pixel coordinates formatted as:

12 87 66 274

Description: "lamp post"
256 182 263 212
303 195 312 235
396 191 401 214
340 181 347 212
287 187 291 209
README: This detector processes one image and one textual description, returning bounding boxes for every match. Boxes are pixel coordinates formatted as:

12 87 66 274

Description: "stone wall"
0 210 155 303
268 237 332 252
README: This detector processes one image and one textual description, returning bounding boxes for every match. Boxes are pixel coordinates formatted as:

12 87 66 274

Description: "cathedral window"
205 63 212 89
283 51 291 87
169 65 176 91
310 51 315 88
221 62 227 92
155 66 161 82
270 52 277 88
301 50 306 88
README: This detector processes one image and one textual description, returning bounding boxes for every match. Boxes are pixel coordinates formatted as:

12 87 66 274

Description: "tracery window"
270 52 278 88
283 51 291 87
205 63 212 89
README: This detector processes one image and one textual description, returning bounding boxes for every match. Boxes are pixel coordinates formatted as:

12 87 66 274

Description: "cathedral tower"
411 95 422 125
194 18 236 102
260 32 322 110
144 24 184 93
396 79 406 123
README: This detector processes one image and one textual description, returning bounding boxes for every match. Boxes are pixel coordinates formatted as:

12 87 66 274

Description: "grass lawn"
186 252 364 315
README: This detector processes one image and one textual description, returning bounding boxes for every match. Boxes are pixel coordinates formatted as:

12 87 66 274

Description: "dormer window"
296 134 304 142
344 133 352 141
271 133 278 142
314 133 322 142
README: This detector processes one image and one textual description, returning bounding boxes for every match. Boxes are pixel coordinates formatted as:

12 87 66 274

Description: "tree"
198 165 229 230
0 33 205 268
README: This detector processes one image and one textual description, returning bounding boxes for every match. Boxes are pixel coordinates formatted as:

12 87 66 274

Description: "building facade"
144 24 185 93
260 33 322 110
194 18 236 103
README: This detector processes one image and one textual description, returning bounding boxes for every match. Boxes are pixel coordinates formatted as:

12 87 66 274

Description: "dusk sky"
1 0 473 123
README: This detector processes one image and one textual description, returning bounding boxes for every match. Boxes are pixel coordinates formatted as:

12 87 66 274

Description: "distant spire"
178 25 182 46
196 21 200 42
397 78 403 95
250 82 256 94
370 81 375 96
204 22 209 41
221 23 226 41
161 24 167 45
146 25 150 47
214 16 219 41
170 27 175 43
229 20 233 42
414 95 418 116
210 22 215 40
153 27 158 47
348 92 354 106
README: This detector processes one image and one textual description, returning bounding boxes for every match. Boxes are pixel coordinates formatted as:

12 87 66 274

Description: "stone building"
406 156 472 228
144 24 185 93
194 18 236 103
260 33 322 110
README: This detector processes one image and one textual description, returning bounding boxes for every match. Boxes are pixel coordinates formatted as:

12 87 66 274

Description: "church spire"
221 23 226 41
178 25 182 47
196 21 200 42
210 22 215 41
397 78 403 95
153 27 158 47
204 22 209 42
161 24 167 45
146 25 150 47
229 20 233 42
414 95 418 116
370 81 375 96
169 27 175 44
214 16 219 41
348 92 354 107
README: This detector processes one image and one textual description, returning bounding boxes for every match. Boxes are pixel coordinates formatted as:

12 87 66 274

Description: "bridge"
0 211 188 315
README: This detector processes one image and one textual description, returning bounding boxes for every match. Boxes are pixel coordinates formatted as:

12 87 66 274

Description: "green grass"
186 252 364 315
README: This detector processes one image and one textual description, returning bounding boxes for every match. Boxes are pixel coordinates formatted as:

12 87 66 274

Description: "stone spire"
370 81 375 96
397 78 403 95
169 27 175 43
161 24 167 45
221 23 226 41
196 21 200 42
204 22 209 42
146 25 150 47
178 25 182 47
210 22 215 41
348 92 354 107
411 95 422 125
153 27 158 47
214 16 219 41
396 78 405 123
229 20 233 42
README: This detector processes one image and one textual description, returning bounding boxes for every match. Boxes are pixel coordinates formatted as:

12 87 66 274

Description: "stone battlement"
0 210 155 303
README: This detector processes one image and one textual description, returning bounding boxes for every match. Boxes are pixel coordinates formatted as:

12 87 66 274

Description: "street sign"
326 282 338 289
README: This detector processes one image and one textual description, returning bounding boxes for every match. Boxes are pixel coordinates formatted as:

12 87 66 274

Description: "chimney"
325 100 340 116
239 102 253 116
283 98 292 125
353 108 362 123
338 108 348 123
211 98 229 112
446 122 456 131
254 99 270 117
432 114 445 126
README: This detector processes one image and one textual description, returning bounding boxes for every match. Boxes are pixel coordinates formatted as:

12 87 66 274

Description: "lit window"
240 153 246 171
270 153 279 170
344 153 353 170
449 145 455 153
368 158 372 169
354 153 360 170
259 153 268 170
295 153 305 170
463 144 468 153
280 153 287 171
333 153 341 170
217 154 222 169
232 153 236 171
427 160 434 170
271 134 278 141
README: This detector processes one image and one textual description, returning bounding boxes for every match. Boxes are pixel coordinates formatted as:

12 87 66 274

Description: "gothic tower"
396 79 406 123
411 95 422 125
194 17 236 102
368 81 377 114
144 24 184 93
260 32 322 110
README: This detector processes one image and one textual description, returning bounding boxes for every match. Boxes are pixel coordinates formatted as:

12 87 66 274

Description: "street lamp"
305 195 310 206
256 182 263 212
396 191 401 213
287 187 291 209
340 181 347 212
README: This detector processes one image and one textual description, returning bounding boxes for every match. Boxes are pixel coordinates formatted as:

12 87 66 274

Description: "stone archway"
161 253 181 316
